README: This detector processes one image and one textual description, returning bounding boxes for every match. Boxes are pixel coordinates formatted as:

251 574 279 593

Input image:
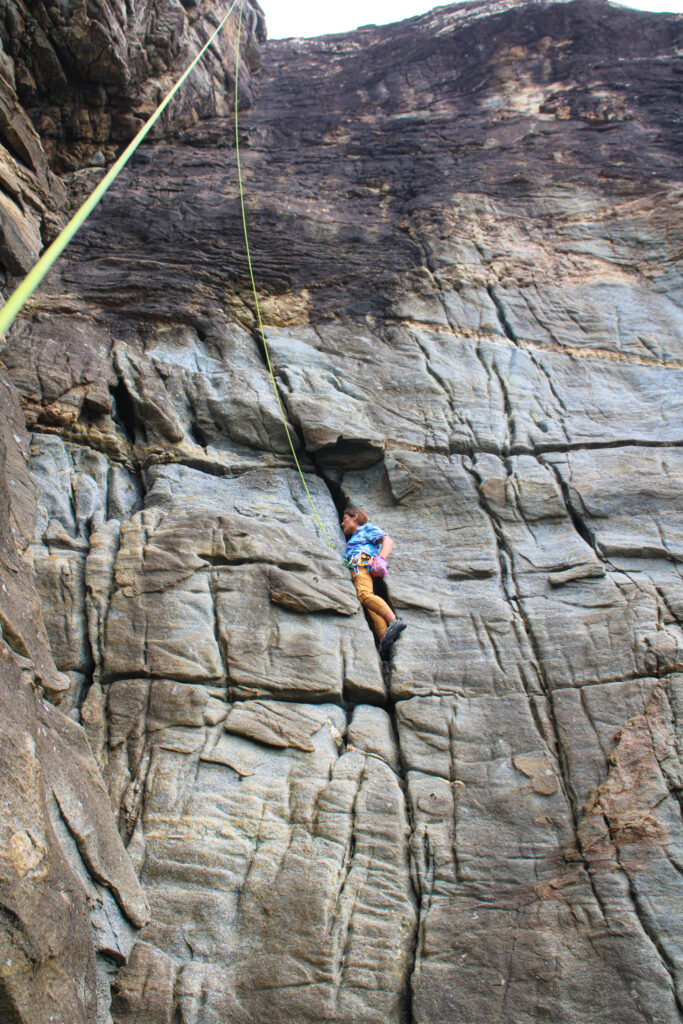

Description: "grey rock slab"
145 462 341 546
43 698 149 929
492 280 683 362
432 332 683 458
397 688 683 1024
0 186 42 273
97 498 385 698
407 328 510 453
471 453 667 688
552 676 664 815
146 321 299 456
546 447 683 562
265 564 358 615
30 547 91 674
576 686 683 1007
27 434 142 683
397 693 573 890
109 699 415 1023
110 940 180 1024
488 341 683 452
347 704 400 773
86 519 122 689
224 699 343 752
213 562 378 702
217 748 416 1024
111 320 304 461
0 639 148 1024
341 456 543 699
29 434 140 541
262 322 683 461
379 451 501 581
264 323 453 462
113 342 186 445
388 580 543 700
129 469 386 700
411 877 681 1024
266 319 683 461
147 679 228 732
103 512 225 684
0 377 70 700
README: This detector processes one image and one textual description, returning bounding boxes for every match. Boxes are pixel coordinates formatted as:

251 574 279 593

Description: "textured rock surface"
1 0 683 1021
0 378 150 1024
0 0 264 295
0 2 262 1022
0 0 265 171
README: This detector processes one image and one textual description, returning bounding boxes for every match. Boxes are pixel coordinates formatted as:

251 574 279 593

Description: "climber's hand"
370 555 388 578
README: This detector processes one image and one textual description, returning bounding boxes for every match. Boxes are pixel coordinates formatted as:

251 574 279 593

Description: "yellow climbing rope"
233 0 333 548
0 0 241 336
0 0 334 548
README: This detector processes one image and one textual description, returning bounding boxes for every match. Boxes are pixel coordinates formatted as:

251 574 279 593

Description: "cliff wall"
1 0 683 1021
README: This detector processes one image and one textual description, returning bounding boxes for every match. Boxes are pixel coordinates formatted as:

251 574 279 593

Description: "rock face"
1 0 683 1021
0 0 264 284
0 0 265 170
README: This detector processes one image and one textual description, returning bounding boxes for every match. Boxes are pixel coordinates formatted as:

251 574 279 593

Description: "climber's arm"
379 534 394 559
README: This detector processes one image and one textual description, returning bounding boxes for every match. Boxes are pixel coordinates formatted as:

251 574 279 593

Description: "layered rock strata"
0 0 264 281
1 0 683 1022
0 3 263 1022
0 0 265 170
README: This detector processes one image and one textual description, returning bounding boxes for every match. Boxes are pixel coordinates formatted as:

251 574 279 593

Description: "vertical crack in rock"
313 459 419 1020
410 227 459 333
464 456 587 815
333 757 365 998
486 283 518 346
3 0 683 1020
411 334 459 425
544 454 683 682
446 707 465 887
538 455 683 1002
121 680 154 847
109 380 140 448
464 453 683 1007
388 694 419 1024
463 458 543 687
543 457 597 552
207 531 230 698
600 789 683 1014
527 351 571 447
475 341 514 455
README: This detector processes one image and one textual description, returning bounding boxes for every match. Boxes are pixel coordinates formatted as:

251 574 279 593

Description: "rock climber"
341 507 407 658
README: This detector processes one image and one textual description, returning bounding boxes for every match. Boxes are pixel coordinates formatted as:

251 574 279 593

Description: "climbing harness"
0 0 334 548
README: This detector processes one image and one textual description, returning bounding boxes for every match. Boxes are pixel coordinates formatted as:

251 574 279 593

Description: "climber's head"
341 507 368 537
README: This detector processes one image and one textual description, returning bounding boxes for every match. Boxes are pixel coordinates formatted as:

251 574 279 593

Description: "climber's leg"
366 605 389 642
351 568 394 641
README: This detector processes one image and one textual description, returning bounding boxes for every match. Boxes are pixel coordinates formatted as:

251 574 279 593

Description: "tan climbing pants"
351 567 392 642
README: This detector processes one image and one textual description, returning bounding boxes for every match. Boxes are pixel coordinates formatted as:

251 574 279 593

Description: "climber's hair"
343 507 368 526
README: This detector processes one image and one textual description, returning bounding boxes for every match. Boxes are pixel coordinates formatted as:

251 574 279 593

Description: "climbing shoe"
380 619 407 658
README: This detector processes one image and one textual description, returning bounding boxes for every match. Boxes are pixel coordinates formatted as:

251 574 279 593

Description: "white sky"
259 0 682 39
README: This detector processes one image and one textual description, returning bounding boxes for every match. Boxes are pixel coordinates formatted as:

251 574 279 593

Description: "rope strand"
0 0 241 336
234 0 334 548
0 0 336 550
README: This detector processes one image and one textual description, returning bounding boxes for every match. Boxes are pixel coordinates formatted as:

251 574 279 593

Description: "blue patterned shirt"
342 522 386 572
